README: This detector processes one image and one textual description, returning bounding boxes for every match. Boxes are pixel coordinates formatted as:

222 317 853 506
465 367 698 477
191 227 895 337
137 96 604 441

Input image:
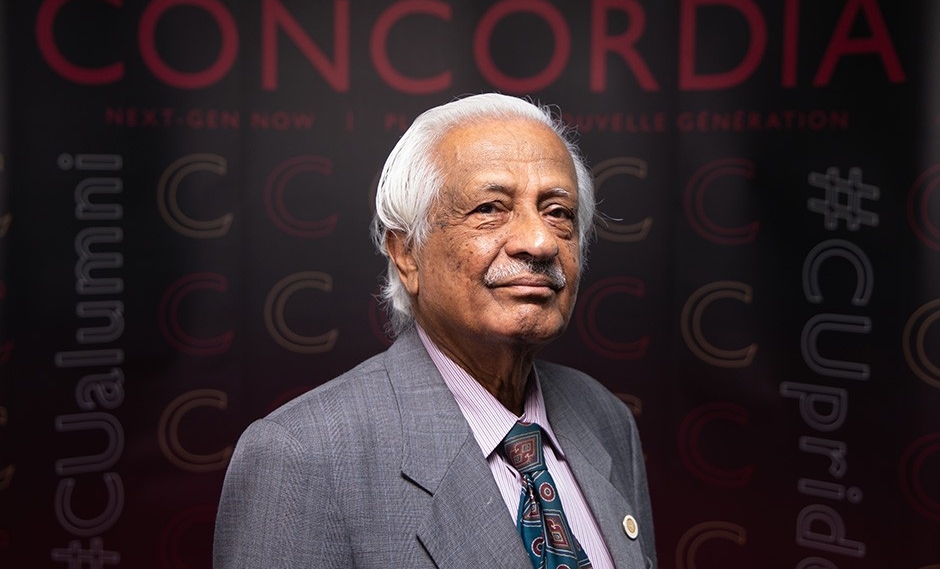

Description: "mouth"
489 275 564 292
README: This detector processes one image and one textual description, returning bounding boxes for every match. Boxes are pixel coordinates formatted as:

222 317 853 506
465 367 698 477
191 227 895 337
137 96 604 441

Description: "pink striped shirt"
417 326 615 568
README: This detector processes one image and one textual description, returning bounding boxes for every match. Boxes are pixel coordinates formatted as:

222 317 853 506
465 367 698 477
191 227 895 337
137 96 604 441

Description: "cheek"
456 236 499 270
566 280 580 304
432 236 482 287
562 243 581 273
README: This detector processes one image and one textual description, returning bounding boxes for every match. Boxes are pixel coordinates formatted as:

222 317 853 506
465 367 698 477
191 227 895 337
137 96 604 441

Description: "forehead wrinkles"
437 122 574 193
449 121 568 166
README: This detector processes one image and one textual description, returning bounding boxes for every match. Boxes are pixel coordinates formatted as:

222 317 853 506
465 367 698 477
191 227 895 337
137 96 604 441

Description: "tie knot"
501 421 545 474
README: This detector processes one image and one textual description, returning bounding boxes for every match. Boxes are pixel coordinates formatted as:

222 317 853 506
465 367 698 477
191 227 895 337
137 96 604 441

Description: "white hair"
371 93 595 335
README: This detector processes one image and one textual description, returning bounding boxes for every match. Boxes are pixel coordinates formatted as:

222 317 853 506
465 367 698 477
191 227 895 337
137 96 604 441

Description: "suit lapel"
540 368 650 569
385 329 530 569
414 439 527 568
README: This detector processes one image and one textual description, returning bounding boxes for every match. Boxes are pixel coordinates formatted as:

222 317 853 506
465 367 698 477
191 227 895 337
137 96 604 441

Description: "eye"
473 203 499 215
546 205 575 220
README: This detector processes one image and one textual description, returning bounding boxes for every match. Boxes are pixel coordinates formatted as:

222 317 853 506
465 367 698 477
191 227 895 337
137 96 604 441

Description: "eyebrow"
544 187 573 198
477 184 572 196
479 182 511 194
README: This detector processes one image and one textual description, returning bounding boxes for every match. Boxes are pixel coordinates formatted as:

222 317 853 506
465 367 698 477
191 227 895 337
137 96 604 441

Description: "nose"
504 208 559 260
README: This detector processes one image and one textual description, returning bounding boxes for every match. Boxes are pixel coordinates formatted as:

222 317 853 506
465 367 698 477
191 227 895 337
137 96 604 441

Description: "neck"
419 325 539 415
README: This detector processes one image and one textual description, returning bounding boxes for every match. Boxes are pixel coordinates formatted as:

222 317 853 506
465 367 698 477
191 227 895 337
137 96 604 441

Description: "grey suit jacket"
214 328 656 568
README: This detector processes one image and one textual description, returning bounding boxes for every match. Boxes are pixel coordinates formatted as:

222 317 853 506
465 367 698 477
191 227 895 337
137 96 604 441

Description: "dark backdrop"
1 1 938 567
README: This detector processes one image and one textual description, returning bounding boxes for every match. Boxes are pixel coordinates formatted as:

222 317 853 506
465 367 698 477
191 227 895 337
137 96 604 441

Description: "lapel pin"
622 514 639 539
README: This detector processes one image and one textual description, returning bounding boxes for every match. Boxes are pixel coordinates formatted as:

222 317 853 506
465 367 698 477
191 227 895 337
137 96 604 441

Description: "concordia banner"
0 1 937 567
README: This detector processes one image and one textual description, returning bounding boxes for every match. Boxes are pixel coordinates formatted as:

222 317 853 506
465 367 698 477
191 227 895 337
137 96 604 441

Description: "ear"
386 230 420 296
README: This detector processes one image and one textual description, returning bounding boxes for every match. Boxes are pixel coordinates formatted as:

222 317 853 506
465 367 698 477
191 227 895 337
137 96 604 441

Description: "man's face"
393 117 582 350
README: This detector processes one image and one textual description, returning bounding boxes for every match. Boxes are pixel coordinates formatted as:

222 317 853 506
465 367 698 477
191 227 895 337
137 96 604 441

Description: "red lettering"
262 0 350 91
370 1 452 94
35 0 909 93
679 0 767 90
36 0 124 85
139 0 238 89
473 0 570 93
590 0 659 92
813 0 905 86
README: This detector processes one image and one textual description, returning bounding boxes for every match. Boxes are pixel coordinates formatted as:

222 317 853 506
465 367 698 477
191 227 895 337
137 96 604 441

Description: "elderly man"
214 93 656 568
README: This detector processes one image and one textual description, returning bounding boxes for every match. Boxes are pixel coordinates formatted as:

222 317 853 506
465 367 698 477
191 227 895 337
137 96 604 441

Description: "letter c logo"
907 164 940 252
678 402 754 487
575 276 649 360
903 299 940 389
592 157 652 243
681 281 757 368
0 407 12 491
158 389 233 472
264 271 339 353
0 281 11 364
264 156 339 238
675 521 747 569
158 273 234 356
899 433 940 521
158 504 217 569
157 154 233 238
683 159 759 245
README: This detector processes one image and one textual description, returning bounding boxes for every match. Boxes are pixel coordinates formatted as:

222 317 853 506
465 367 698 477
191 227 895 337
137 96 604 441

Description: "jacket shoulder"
535 360 632 416
260 349 399 440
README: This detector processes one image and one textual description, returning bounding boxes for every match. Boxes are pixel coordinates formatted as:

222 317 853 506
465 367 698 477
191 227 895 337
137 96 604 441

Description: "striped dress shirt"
417 326 615 569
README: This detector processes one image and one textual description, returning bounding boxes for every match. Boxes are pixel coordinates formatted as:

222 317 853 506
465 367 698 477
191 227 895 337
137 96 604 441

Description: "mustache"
483 258 567 290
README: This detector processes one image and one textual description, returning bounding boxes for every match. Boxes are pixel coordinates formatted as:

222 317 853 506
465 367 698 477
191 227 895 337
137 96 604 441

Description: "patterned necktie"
501 421 592 569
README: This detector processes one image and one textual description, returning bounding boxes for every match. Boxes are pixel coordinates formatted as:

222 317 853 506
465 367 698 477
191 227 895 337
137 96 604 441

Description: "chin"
477 302 569 340
499 318 567 345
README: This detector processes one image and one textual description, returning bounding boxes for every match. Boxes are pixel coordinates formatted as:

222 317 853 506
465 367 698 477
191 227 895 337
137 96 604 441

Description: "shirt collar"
416 325 566 459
